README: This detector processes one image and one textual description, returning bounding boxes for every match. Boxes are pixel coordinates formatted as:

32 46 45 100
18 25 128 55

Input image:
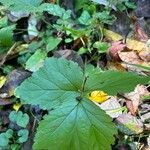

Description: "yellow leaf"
13 103 22 111
89 91 109 103
0 76 6 88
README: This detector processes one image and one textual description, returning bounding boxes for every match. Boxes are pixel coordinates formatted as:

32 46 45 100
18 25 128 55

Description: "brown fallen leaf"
134 21 149 42
0 111 10 132
0 98 12 106
118 51 142 73
118 51 142 64
118 50 150 74
139 40 150 62
124 85 149 116
108 41 126 61
0 69 31 98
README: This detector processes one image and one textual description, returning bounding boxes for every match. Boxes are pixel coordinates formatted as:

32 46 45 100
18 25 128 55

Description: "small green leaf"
116 3 126 11
93 42 110 53
65 38 73 43
46 37 62 52
78 10 91 25
78 47 88 55
5 129 13 138
26 49 47 72
125 1 136 9
9 111 29 128
39 3 71 18
95 11 116 24
18 129 29 143
0 133 9 147
0 129 13 147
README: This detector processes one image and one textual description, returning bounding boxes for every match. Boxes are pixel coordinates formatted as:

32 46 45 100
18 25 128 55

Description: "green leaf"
15 58 83 110
46 37 62 52
9 111 29 128
93 42 110 53
85 71 150 95
0 16 8 28
39 3 71 19
18 129 29 143
78 10 91 25
78 47 88 55
125 1 136 9
142 94 150 100
15 58 150 149
0 133 9 147
75 0 88 10
95 11 116 24
0 25 15 52
5 129 13 138
0 0 42 12
0 129 13 147
34 98 117 150
26 49 47 72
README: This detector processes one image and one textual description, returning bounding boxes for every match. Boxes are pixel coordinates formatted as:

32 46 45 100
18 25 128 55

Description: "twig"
0 42 17 67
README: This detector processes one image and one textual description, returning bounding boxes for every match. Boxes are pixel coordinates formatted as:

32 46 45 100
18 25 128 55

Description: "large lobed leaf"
16 57 150 150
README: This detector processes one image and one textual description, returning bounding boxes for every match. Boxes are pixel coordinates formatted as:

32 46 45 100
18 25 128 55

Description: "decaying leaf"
99 96 122 118
124 85 149 116
139 45 150 62
0 69 31 98
116 113 143 135
7 11 29 22
134 21 149 42
0 98 12 106
26 49 47 72
118 51 142 64
109 41 126 61
140 112 150 123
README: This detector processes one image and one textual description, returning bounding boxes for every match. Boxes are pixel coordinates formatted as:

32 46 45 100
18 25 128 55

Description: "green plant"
0 129 13 147
17 129 29 143
0 16 15 53
92 0 136 11
15 57 150 150
9 111 29 128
